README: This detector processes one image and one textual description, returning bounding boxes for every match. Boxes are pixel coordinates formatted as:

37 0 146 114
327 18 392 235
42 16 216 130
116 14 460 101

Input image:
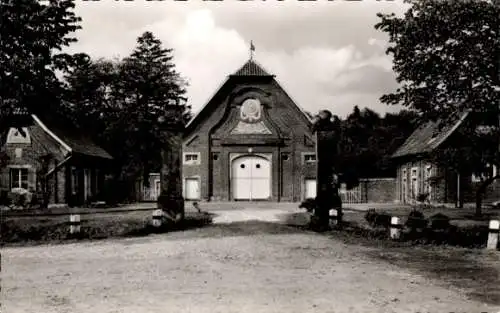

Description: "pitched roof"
231 59 274 77
185 58 312 132
391 112 469 159
32 114 113 160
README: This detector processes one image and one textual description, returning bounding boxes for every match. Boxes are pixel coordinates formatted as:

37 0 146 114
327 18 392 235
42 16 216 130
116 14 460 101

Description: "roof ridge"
231 58 274 77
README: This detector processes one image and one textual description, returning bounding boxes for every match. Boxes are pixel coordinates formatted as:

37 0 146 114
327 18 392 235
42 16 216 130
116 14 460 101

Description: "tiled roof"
391 112 469 159
50 126 113 160
34 114 113 160
231 59 274 77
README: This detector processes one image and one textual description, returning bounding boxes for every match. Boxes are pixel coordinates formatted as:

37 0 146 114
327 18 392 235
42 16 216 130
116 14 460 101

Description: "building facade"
182 59 317 202
0 114 113 206
392 112 500 205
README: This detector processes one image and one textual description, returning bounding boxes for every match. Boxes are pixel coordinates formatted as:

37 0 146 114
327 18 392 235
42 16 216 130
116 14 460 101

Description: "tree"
0 0 81 120
337 106 417 179
64 32 190 201
376 0 500 214
0 0 81 186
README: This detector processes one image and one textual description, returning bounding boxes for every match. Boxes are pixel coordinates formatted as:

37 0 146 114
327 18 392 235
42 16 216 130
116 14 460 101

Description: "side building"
0 113 113 207
182 58 317 202
391 111 499 205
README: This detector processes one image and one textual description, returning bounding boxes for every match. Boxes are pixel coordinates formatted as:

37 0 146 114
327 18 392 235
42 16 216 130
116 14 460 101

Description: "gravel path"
3 220 499 313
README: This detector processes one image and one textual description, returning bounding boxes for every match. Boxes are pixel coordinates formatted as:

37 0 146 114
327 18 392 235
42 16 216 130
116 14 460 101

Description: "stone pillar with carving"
157 107 185 223
311 110 341 231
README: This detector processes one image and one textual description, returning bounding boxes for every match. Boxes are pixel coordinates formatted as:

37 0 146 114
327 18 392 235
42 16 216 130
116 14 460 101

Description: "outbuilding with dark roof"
391 112 499 205
1 113 113 207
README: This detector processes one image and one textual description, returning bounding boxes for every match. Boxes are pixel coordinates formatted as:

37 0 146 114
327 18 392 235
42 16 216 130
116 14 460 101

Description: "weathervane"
250 40 255 60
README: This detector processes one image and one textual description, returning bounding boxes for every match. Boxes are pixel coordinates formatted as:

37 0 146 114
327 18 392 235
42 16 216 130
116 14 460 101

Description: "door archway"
231 155 271 200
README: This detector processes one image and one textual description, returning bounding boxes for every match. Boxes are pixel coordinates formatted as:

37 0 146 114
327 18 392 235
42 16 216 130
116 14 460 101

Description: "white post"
152 209 163 227
486 220 499 250
329 209 338 227
390 216 402 240
69 214 81 235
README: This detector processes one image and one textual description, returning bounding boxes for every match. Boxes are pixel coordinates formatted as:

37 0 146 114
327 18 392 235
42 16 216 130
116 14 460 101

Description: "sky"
66 0 410 118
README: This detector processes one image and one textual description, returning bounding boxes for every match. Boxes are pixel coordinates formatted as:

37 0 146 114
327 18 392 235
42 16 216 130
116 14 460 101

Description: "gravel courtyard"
2 208 500 313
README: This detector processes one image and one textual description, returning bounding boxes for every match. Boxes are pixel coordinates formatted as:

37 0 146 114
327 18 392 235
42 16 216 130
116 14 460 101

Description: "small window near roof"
303 153 316 163
184 153 200 165
6 128 30 144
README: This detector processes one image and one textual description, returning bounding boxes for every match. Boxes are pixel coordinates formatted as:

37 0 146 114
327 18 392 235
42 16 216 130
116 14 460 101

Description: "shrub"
429 213 451 231
364 209 391 228
299 198 316 213
8 188 31 208
405 209 428 230
416 192 429 203
364 209 378 225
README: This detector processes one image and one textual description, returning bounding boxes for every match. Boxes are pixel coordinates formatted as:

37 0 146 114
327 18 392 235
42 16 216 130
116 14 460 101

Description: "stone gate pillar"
157 107 185 222
312 110 341 231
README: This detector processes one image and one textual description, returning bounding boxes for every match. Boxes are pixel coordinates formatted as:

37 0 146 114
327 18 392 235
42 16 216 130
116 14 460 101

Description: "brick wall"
0 123 70 204
359 178 397 203
183 77 315 202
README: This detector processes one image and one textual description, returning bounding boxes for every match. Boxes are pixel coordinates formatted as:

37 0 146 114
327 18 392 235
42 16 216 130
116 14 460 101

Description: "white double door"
232 155 271 200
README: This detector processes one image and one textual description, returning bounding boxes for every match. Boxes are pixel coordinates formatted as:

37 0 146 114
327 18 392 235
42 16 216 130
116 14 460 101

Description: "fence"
142 187 160 202
340 188 363 204
136 173 161 202
340 178 397 204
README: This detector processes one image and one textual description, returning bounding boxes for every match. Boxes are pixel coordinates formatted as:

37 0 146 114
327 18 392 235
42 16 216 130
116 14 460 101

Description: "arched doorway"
231 155 271 200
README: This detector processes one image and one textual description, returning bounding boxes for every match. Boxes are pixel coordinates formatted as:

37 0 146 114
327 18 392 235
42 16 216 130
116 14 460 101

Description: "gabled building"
0 113 113 206
182 58 317 202
392 112 499 205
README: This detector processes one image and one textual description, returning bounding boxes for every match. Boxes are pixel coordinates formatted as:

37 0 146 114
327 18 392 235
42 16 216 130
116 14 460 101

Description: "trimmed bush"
416 192 429 203
8 188 32 208
364 209 378 225
364 209 391 228
405 209 428 231
299 198 316 213
429 213 451 231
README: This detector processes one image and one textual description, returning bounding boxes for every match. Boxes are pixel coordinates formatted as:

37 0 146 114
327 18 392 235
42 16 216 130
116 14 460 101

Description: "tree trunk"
158 130 184 222
475 174 500 217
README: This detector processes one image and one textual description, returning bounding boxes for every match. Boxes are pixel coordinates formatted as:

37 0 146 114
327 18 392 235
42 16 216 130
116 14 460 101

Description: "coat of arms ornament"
240 98 261 123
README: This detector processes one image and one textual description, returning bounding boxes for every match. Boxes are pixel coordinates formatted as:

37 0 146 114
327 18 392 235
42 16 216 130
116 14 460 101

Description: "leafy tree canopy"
64 32 191 187
337 106 417 179
0 0 81 120
376 0 500 211
376 0 499 122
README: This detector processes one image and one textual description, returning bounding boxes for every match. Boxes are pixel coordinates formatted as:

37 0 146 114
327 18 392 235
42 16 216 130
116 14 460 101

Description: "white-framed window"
424 164 432 200
410 166 419 200
10 168 29 190
183 152 200 165
6 127 31 144
303 153 316 164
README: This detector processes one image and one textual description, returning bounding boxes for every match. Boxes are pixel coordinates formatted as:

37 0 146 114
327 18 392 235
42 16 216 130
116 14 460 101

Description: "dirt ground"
3 219 500 313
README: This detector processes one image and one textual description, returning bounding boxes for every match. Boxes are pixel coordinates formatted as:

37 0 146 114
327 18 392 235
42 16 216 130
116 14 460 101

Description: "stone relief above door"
230 98 272 135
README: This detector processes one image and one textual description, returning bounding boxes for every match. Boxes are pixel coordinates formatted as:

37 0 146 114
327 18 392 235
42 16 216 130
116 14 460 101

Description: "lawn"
0 208 214 247
343 203 500 228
